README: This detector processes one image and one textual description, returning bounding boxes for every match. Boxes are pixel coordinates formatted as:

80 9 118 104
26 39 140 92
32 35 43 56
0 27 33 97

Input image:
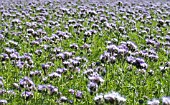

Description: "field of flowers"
0 0 170 105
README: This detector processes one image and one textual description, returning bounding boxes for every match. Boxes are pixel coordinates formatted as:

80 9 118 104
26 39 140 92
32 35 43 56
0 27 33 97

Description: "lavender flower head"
21 91 33 100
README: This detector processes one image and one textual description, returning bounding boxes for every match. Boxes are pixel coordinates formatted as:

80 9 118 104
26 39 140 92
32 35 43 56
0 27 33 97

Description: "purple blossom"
30 70 42 77
162 97 170 105
88 75 104 85
19 77 35 90
0 34 4 40
165 35 170 42
126 56 136 64
48 72 61 79
107 44 118 53
42 63 50 75
68 89 75 95
37 85 47 92
0 99 7 105
75 90 83 99
87 82 98 94
59 96 68 102
21 91 33 100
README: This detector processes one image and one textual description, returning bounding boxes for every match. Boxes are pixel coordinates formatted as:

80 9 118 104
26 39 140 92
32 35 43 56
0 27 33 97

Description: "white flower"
104 91 126 104
94 93 104 104
147 99 160 105
162 97 170 105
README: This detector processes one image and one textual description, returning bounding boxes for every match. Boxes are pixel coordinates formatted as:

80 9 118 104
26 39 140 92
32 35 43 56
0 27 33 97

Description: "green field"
0 0 170 105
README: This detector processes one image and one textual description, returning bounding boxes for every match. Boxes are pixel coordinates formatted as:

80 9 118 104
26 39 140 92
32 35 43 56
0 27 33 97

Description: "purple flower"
94 93 104 104
21 91 33 100
0 34 4 41
126 56 136 64
37 85 47 93
0 53 9 61
136 58 145 64
42 64 50 75
70 43 79 50
88 75 104 85
0 80 4 88
12 18 21 24
165 35 170 42
104 91 126 104
136 58 148 69
19 77 35 89
56 68 67 74
126 41 138 51
48 72 61 79
0 99 7 105
10 52 19 60
148 54 159 61
0 89 6 95
16 61 25 69
107 44 118 53
46 85 58 95
109 56 116 64
68 89 75 95
75 90 83 99
30 70 42 77
87 82 98 94
35 50 42 56
63 61 71 68
56 53 65 60
59 96 68 102
27 28 34 34
162 97 170 105
4 48 15 54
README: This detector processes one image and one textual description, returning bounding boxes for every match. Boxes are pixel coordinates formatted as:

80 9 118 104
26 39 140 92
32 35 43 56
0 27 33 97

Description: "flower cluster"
94 91 126 105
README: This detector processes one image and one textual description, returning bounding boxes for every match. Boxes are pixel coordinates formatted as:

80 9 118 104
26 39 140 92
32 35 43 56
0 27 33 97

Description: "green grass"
0 0 170 105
